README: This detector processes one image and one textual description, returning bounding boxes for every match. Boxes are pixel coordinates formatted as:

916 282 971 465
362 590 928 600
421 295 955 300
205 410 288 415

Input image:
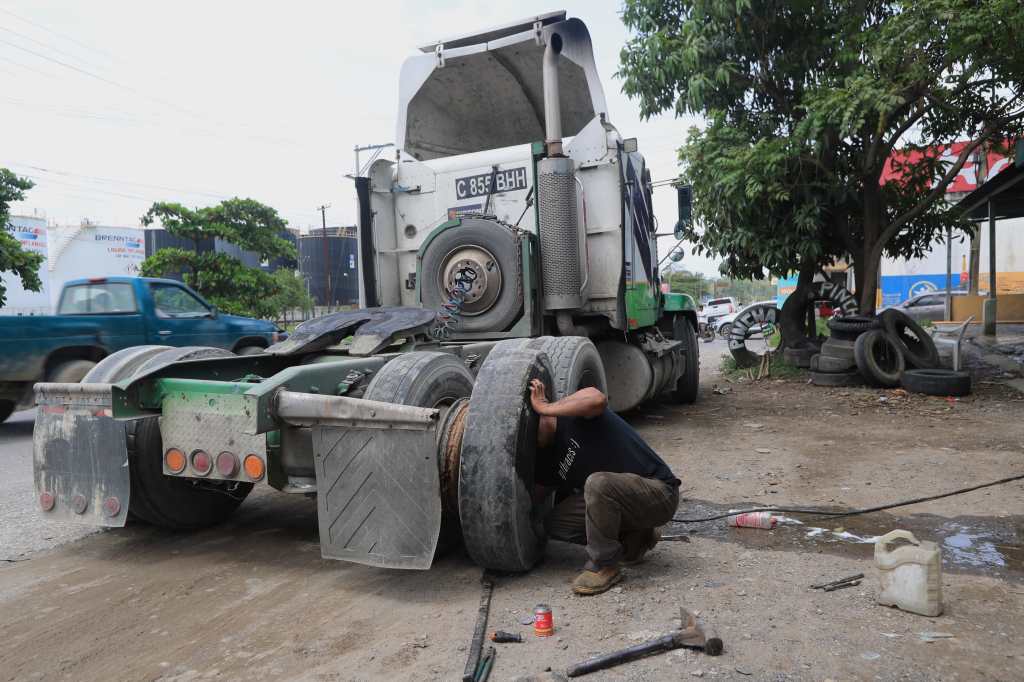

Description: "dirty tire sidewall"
520 336 607 401
460 344 552 572
900 369 971 397
854 330 905 388
880 309 939 369
420 219 523 333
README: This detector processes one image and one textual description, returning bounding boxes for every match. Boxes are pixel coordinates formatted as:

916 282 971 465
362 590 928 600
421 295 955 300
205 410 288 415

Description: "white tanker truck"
32 11 699 572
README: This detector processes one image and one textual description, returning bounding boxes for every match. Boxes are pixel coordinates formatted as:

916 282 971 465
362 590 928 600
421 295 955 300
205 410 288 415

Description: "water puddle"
669 499 1024 581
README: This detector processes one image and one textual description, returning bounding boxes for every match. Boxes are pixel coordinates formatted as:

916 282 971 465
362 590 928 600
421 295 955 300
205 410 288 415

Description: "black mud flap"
33 383 130 527
313 425 441 569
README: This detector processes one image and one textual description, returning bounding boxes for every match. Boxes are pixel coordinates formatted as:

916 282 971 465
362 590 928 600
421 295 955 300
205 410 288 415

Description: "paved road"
0 409 98 560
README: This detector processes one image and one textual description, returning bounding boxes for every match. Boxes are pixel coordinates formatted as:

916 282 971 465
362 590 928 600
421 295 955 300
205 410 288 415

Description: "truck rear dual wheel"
460 342 554 572
85 345 253 530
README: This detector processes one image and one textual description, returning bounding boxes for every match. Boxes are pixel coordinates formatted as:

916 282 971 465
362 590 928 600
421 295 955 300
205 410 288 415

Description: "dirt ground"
2 342 1023 681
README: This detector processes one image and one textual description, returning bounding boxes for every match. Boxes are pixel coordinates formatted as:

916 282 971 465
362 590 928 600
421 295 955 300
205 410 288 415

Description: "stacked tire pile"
809 310 971 396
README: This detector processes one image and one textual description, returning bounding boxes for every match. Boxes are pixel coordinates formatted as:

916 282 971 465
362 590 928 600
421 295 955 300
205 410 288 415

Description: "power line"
0 25 106 72
12 162 231 200
0 6 116 60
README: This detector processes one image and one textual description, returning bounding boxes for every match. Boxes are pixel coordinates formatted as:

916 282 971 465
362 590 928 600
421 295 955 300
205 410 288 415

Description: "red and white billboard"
881 142 1011 193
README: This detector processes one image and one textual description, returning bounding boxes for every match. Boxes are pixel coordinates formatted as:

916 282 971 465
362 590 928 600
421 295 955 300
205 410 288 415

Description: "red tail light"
191 450 212 476
216 451 239 477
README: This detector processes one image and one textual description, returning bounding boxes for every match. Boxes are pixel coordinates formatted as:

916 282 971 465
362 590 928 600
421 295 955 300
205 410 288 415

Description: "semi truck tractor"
32 11 699 572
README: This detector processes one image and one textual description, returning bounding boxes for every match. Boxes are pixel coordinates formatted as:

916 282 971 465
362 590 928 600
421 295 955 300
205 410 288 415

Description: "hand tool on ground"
474 645 496 682
810 573 864 592
462 572 494 682
565 608 722 677
490 630 523 643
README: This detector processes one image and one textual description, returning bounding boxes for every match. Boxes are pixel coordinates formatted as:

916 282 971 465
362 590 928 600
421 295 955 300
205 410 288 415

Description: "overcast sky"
1 1 722 276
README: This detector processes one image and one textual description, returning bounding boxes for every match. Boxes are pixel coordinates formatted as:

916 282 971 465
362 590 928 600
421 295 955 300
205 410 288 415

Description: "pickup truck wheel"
235 345 264 356
0 400 14 424
48 359 97 384
459 343 553 572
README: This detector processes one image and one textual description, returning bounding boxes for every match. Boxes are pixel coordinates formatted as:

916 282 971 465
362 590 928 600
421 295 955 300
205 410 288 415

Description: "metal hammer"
566 608 722 677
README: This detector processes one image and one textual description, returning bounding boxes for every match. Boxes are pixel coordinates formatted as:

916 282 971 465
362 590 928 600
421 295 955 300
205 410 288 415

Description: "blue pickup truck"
0 276 282 423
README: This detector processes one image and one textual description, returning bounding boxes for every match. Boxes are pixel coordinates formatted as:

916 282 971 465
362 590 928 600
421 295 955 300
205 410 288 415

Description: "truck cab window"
150 283 211 318
57 283 138 314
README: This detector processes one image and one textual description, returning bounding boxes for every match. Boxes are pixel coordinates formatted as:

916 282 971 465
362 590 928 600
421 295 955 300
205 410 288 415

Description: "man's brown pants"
545 472 680 571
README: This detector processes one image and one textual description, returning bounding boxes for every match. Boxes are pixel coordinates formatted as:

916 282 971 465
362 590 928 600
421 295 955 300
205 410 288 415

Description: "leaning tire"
518 336 607 400
459 343 553 572
900 369 971 397
420 218 524 333
880 309 940 369
84 345 252 529
810 370 864 387
854 330 905 388
671 316 700 404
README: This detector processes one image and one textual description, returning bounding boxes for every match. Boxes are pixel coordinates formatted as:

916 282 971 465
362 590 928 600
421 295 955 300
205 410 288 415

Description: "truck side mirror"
674 184 692 240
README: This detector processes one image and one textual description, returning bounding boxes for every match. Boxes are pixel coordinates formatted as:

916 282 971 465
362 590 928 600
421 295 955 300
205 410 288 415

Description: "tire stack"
810 311 971 396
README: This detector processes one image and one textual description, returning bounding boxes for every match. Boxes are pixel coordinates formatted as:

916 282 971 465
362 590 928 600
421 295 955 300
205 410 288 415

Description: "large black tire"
827 315 881 341
854 330 905 388
47 359 97 384
420 218 523 333
517 336 607 400
671 316 700 404
459 343 553 572
364 351 475 408
0 400 14 424
900 369 971 397
84 345 252 529
880 309 940 369
810 370 864 387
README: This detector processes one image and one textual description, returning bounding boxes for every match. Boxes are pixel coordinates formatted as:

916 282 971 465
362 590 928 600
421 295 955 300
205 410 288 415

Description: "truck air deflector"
397 17 607 160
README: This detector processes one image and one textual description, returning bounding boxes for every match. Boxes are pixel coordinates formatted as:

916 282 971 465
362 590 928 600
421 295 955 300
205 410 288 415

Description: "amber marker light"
243 454 265 481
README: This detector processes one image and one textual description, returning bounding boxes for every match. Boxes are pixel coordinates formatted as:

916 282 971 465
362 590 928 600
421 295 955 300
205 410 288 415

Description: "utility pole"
318 204 331 312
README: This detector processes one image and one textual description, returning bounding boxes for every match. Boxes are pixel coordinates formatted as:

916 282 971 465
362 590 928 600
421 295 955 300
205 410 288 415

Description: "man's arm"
529 379 608 419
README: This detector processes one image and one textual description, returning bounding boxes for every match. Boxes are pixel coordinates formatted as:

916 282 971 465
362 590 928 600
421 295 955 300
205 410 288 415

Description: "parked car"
0 276 283 423
885 290 967 322
703 296 739 320
714 300 778 337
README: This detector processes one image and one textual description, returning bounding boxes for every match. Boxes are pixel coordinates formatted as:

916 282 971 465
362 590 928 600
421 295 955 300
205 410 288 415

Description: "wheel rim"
438 244 502 316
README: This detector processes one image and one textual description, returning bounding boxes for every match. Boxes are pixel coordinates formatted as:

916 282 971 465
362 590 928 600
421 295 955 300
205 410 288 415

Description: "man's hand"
529 379 552 415
529 380 608 419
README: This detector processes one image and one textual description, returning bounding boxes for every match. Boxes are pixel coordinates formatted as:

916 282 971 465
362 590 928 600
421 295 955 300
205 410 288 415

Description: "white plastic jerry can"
875 530 943 617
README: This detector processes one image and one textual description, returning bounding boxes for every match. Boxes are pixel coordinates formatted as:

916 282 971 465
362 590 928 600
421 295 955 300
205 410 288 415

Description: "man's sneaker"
572 566 623 595
621 528 659 566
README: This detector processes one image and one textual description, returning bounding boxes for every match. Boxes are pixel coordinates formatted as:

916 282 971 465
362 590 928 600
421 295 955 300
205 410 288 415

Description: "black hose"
671 472 1024 523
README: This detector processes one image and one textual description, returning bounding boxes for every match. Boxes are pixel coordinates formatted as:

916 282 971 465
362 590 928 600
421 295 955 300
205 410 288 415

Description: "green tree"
266 268 314 320
620 0 1024 341
0 169 45 307
140 198 297 319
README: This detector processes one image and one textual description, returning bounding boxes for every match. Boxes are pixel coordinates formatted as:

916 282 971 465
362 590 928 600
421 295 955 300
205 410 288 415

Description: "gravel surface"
1 341 1021 680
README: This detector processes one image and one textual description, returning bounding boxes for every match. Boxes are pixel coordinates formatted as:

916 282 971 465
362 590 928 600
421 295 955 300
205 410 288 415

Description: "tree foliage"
140 198 297 319
620 0 1024 319
266 268 314 320
0 169 45 307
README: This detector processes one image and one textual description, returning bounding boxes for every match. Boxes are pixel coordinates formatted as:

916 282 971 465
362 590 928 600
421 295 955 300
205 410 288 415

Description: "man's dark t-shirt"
537 407 680 491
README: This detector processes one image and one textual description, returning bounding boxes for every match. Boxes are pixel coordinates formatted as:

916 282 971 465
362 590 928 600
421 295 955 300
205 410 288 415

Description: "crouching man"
530 379 680 595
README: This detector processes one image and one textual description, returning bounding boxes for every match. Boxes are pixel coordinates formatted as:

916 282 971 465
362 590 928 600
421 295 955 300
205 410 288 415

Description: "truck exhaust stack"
538 31 585 313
